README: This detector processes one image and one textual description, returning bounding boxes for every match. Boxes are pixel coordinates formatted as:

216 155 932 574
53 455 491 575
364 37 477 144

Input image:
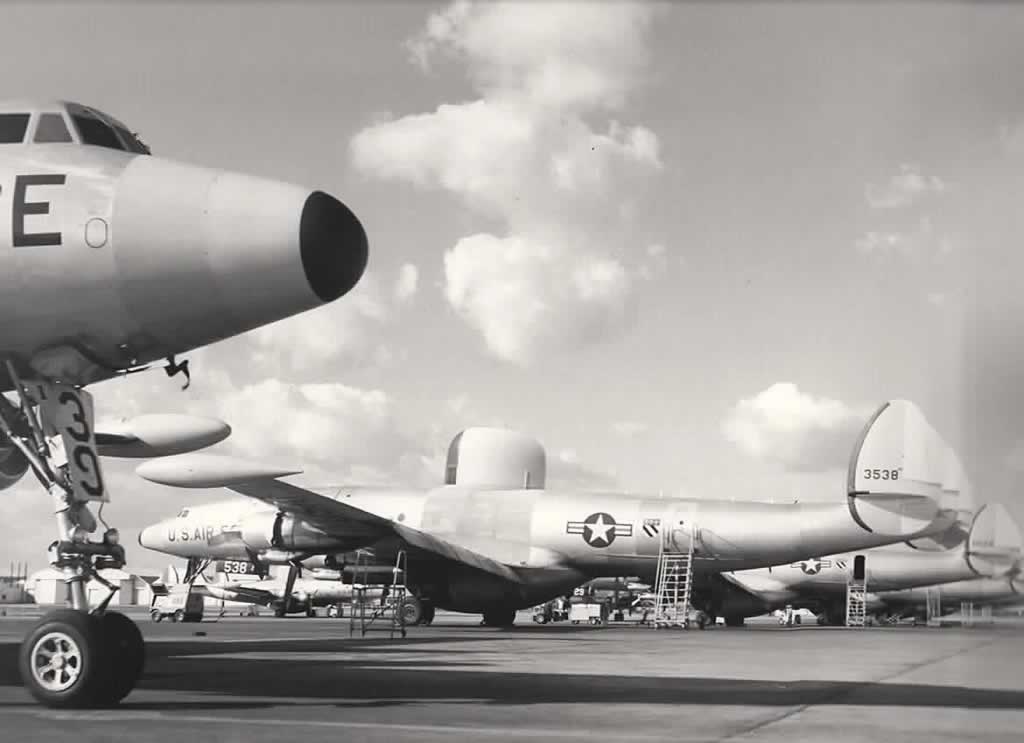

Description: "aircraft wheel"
724 615 745 628
19 610 107 708
399 597 424 626
96 613 145 704
150 610 162 623
173 610 185 623
482 608 516 627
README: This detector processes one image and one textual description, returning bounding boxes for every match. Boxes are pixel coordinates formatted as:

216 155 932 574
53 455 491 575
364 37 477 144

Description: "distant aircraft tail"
964 503 1023 577
846 400 966 538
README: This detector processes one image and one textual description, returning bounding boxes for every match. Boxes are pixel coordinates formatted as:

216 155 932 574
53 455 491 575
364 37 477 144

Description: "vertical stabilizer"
846 400 954 537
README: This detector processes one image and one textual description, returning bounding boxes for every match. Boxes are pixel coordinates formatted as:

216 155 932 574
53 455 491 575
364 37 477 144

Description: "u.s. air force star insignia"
567 512 633 547
791 558 831 575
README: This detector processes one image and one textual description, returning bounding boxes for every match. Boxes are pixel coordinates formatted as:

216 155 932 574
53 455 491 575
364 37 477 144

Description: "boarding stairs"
845 577 867 627
653 524 694 628
349 549 408 639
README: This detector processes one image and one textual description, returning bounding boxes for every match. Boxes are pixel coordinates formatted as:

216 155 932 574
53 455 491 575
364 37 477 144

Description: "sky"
2 1 1023 575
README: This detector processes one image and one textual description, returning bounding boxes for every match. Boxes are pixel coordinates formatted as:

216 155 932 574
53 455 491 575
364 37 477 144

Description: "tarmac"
1 609 1023 743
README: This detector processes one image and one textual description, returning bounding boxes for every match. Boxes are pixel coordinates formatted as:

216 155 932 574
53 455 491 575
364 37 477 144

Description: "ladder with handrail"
349 549 408 639
653 523 694 628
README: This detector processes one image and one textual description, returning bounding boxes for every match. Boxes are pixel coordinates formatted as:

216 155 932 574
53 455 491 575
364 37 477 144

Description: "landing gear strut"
0 367 144 707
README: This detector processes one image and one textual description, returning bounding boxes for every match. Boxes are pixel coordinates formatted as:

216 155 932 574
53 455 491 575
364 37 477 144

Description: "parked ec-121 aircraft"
139 400 969 628
872 574 1024 620
0 100 369 707
698 502 1022 626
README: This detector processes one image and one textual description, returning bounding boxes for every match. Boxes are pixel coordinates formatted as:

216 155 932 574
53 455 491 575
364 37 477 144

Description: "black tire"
274 605 286 618
482 608 516 627
96 612 145 704
400 597 424 626
19 609 106 708
173 610 185 623
150 611 162 623
724 615 745 628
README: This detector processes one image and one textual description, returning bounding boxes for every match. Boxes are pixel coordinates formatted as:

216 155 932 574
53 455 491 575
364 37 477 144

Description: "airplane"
191 564 387 618
697 501 1022 626
137 400 971 630
1 99 368 707
871 573 1024 621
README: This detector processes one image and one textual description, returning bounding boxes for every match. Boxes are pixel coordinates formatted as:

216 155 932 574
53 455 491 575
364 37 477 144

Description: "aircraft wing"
137 454 523 584
233 479 524 581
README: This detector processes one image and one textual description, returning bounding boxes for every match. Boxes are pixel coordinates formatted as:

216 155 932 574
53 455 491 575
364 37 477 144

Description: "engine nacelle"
444 427 546 489
239 512 347 552
0 436 29 490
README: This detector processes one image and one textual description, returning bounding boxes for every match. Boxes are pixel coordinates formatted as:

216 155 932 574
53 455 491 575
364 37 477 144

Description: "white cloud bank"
723 383 869 472
351 1 663 364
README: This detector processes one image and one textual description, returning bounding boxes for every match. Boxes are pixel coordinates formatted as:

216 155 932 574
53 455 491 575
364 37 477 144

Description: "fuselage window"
72 114 125 151
35 113 73 143
0 113 30 144
177 508 190 518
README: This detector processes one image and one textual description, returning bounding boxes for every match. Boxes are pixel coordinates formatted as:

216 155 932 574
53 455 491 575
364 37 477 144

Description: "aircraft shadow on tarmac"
3 634 1023 712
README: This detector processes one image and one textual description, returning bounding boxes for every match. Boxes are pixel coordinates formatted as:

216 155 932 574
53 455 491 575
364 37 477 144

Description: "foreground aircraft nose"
110 156 369 361
300 191 368 302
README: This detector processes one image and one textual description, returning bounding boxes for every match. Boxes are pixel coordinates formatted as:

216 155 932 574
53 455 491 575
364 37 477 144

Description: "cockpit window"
72 114 126 151
177 508 190 518
0 113 30 144
35 113 72 143
112 124 151 155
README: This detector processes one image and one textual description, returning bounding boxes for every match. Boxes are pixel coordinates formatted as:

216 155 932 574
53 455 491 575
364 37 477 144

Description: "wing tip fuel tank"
96 414 231 458
136 453 301 488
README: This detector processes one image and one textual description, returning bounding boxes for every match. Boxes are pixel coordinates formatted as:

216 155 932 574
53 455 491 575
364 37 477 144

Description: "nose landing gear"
0 366 145 707
19 609 145 707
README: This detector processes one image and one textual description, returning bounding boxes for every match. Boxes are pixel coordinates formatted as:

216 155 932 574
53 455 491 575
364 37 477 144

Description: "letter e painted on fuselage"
13 174 65 247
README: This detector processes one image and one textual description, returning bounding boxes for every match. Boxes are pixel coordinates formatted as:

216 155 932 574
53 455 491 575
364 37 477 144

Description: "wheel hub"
32 632 83 692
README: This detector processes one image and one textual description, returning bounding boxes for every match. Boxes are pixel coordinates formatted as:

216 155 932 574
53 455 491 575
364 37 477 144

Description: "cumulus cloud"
723 383 869 472
208 377 433 486
406 0 657 112
244 273 388 375
444 233 631 364
865 164 947 210
394 263 420 303
351 1 663 363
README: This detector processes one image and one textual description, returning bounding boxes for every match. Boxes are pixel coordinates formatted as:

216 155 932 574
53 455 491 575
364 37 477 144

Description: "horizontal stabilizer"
846 400 959 537
966 503 1023 577
136 453 301 488
97 414 231 458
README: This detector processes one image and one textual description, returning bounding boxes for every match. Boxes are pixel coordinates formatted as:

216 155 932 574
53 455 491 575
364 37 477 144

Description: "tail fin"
847 400 962 537
965 503 1023 577
906 441 977 550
